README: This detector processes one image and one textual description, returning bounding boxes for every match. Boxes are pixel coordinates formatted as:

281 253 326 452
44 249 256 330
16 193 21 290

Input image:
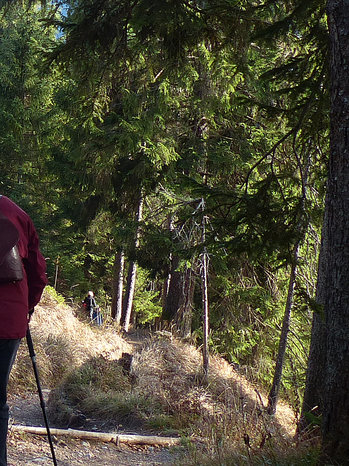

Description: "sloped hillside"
9 288 300 464
132 337 297 440
9 288 131 393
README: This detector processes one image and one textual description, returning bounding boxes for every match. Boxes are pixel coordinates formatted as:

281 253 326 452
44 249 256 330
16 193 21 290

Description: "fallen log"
10 425 181 447
11 425 182 447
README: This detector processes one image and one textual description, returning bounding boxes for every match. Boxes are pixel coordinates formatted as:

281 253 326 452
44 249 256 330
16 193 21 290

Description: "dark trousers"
0 339 20 466
90 308 103 326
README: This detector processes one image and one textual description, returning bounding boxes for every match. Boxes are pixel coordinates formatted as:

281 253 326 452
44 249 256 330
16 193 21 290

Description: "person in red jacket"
0 195 47 466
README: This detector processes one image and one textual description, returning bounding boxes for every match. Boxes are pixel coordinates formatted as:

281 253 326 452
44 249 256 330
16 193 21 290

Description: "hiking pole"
26 327 58 466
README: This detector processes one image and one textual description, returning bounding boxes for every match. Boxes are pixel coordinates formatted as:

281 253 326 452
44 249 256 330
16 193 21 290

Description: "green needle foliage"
0 0 330 425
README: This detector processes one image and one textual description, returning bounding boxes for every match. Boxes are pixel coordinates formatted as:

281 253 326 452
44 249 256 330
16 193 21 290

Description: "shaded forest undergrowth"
8 289 320 464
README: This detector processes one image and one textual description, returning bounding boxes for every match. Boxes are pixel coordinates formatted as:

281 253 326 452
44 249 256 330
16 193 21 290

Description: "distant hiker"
0 195 47 466
83 291 102 326
83 290 96 319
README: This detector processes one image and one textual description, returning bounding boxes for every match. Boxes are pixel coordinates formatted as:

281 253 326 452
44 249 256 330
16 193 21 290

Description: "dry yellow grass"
9 288 131 392
131 335 298 460
9 288 302 463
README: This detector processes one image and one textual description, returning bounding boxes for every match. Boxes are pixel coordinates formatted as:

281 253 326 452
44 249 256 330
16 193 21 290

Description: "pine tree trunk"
161 217 174 319
174 266 195 338
111 250 125 324
318 2 349 461
123 261 137 332
267 153 310 415
162 254 195 337
298 200 328 432
267 244 298 414
123 193 144 333
201 199 209 376
162 256 181 322
162 262 171 309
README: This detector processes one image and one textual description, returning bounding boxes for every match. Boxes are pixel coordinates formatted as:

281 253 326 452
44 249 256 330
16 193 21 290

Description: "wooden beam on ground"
10 425 181 447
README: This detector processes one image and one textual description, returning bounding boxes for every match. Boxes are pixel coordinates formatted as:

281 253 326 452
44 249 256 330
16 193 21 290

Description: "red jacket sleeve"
23 219 48 310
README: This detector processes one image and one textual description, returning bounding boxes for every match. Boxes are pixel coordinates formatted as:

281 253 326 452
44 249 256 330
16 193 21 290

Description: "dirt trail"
7 332 183 465
8 389 182 466
8 430 180 465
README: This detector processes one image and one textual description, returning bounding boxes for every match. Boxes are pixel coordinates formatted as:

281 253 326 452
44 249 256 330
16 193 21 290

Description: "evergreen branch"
243 72 322 197
287 326 309 362
243 127 295 194
292 133 309 201
270 148 287 204
253 0 325 41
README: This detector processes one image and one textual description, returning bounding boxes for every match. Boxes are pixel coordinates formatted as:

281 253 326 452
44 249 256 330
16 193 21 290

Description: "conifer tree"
306 1 349 461
6 1 331 411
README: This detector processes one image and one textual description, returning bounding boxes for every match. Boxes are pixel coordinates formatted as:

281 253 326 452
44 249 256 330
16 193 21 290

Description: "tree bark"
174 265 195 338
268 155 310 416
317 2 349 461
111 250 125 323
123 261 137 331
201 199 210 376
162 256 195 337
162 256 181 322
299 199 328 432
161 216 175 319
123 193 144 333
267 244 298 415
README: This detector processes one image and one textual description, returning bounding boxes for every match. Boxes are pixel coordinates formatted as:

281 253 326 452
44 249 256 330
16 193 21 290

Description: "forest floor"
7 333 183 465
5 291 299 465
8 425 180 465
